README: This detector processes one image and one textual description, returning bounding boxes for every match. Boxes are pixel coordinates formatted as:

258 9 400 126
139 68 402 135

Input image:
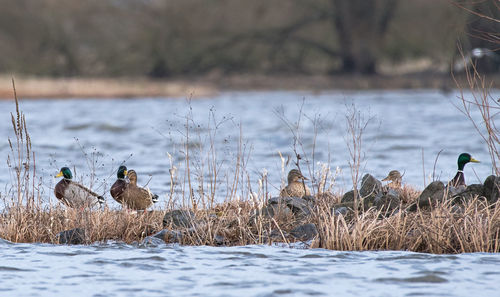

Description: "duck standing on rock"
280 169 311 198
54 167 105 209
115 169 159 210
449 153 480 187
382 170 402 189
110 165 128 205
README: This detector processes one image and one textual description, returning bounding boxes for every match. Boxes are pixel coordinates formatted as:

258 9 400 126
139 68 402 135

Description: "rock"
163 210 195 228
333 206 350 216
452 184 485 203
151 229 184 243
417 181 445 208
483 175 500 203
341 190 354 203
268 196 312 217
374 189 401 211
57 228 86 245
258 204 292 218
341 174 382 208
290 223 318 241
359 174 383 202
214 234 226 246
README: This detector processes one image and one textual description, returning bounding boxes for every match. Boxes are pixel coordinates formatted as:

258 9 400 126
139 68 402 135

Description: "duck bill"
55 171 63 178
124 170 128 176
301 176 308 181
470 158 480 163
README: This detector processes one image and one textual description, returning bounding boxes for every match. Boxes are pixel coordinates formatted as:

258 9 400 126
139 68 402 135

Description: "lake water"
1 239 499 297
1 90 499 296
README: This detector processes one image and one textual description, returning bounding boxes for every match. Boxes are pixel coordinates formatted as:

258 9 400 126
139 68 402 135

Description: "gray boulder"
341 174 382 208
417 181 445 208
483 175 500 203
341 190 354 203
151 229 184 243
452 184 485 203
163 210 195 228
258 204 292 218
290 223 318 241
268 196 312 217
57 228 86 245
360 174 383 202
374 189 401 211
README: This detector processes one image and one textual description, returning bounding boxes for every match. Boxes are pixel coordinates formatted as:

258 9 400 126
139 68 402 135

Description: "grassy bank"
1 189 498 254
2 73 500 99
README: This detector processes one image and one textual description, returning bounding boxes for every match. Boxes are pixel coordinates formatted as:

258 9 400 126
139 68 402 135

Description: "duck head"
458 153 480 170
56 167 73 179
127 169 137 185
117 165 128 179
287 169 308 184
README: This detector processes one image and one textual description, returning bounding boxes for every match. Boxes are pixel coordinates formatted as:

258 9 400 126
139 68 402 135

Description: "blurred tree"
330 0 398 74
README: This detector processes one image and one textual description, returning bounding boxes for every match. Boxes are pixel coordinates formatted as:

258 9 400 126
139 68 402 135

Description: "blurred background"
0 0 498 85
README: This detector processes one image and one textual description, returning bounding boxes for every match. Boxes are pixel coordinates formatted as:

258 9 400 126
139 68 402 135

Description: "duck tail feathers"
97 196 105 205
152 194 159 203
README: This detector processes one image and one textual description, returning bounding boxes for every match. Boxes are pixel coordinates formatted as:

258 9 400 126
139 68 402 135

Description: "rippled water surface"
1 90 498 198
1 240 499 297
1 90 499 296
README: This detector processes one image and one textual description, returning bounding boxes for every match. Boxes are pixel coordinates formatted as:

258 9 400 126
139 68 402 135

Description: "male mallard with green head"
110 165 128 204
449 153 480 187
382 170 402 188
280 169 311 198
54 167 105 209
118 169 159 210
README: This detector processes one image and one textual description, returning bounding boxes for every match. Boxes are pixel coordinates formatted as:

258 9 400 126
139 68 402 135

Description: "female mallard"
280 169 311 198
118 169 159 210
449 153 480 187
110 165 128 204
54 167 104 209
382 170 402 188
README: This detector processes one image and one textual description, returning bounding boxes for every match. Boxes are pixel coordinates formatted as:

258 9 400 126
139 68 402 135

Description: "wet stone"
57 228 86 245
452 184 485 203
152 229 184 244
374 189 401 211
290 223 318 241
163 210 195 228
359 174 383 202
483 175 500 203
418 181 445 208
268 196 312 217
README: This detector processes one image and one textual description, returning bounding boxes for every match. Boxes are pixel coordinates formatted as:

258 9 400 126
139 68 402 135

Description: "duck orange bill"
124 170 128 176
470 157 480 163
55 171 63 178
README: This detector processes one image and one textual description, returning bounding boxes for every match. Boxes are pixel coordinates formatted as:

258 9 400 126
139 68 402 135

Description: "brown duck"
116 169 159 210
382 170 402 188
280 169 311 198
54 167 104 209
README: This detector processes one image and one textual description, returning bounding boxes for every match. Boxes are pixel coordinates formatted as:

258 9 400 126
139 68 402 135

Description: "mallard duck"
118 169 159 210
382 170 402 188
54 167 104 209
449 153 480 187
280 169 311 198
110 165 128 205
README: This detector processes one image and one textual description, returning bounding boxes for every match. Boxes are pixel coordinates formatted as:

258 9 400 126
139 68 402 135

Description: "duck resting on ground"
110 165 128 205
280 169 311 198
54 167 105 209
449 153 480 187
382 170 402 188
115 169 159 210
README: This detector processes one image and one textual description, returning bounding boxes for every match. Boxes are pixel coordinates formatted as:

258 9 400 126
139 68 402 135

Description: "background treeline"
0 0 498 78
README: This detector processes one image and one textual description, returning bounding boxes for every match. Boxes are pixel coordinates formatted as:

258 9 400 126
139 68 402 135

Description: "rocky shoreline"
50 173 500 252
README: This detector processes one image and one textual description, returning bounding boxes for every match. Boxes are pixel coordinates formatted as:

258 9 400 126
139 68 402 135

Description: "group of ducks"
54 153 480 209
278 153 480 198
54 165 158 210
